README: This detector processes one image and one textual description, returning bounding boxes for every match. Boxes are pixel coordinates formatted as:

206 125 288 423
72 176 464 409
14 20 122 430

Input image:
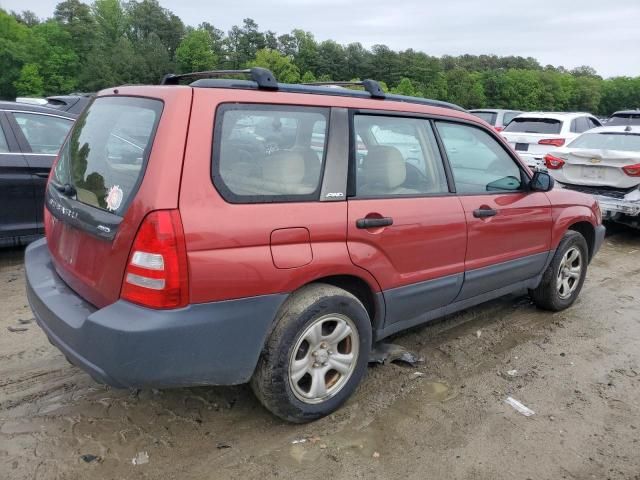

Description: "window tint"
470 111 497 125
354 115 448 197
568 132 640 152
52 97 162 215
503 118 562 134
436 121 523 194
587 117 601 129
13 112 72 154
572 117 591 134
0 125 8 153
214 105 328 203
502 111 520 126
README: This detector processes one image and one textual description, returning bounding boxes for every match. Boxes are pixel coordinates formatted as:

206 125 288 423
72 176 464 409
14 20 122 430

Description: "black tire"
529 230 589 311
250 283 372 423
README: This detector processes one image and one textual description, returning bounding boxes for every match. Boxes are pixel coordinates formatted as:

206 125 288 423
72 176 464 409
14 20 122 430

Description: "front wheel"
251 284 372 423
529 230 589 311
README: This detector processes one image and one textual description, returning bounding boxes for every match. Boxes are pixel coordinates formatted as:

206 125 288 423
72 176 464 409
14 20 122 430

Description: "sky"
2 0 639 78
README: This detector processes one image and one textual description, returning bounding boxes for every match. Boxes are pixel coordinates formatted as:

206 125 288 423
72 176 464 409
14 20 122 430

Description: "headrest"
262 150 305 184
361 146 406 190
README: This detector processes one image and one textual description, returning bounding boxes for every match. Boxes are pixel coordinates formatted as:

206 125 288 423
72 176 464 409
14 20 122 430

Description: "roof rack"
162 67 465 112
161 67 278 89
301 80 386 99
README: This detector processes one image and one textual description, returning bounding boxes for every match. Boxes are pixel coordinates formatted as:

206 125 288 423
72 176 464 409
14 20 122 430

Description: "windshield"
568 132 640 152
503 118 562 134
52 96 163 216
607 114 640 126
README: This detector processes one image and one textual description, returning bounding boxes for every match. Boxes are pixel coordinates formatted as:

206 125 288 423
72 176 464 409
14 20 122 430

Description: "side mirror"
530 171 555 192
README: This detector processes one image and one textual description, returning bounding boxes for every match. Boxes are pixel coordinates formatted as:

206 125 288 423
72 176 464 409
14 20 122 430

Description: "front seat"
358 145 418 196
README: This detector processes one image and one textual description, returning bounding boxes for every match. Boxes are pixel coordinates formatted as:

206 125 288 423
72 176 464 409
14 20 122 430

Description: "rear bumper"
516 152 544 169
25 238 287 388
596 196 640 217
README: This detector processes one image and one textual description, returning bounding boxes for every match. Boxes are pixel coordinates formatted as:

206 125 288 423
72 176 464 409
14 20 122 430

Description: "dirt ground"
1 225 639 480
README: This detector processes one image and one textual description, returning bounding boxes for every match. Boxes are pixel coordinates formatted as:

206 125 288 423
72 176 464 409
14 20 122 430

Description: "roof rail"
301 80 386 99
161 67 278 89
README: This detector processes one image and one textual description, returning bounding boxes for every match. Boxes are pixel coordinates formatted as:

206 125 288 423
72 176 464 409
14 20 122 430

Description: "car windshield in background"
568 132 640 152
607 114 640 126
503 118 562 134
470 111 497 125
52 96 163 215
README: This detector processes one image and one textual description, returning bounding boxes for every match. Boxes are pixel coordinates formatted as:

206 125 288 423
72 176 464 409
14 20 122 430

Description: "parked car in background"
606 109 640 127
544 125 640 228
16 94 92 115
502 112 602 169
0 101 75 247
469 109 522 131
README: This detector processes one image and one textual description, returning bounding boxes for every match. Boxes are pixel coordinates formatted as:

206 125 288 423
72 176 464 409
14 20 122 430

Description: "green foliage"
14 63 44 95
176 28 216 73
0 5 638 116
248 49 300 83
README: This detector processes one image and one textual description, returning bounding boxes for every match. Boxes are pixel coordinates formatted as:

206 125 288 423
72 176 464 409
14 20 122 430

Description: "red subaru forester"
26 68 605 422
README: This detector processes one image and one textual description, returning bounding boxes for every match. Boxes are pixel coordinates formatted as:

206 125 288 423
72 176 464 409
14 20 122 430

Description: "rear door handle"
34 172 50 178
473 208 498 218
356 217 394 229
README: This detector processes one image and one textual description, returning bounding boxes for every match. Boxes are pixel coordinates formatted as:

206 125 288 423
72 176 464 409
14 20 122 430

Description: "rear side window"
0 125 8 153
502 111 520 126
470 111 497 126
52 96 163 215
213 104 328 203
436 121 523 194
504 118 562 134
13 112 73 154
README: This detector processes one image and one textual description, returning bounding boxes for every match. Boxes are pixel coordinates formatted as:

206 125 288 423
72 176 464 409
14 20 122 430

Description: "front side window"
214 105 328 203
502 111 520 126
0 124 9 153
353 115 448 198
52 96 163 215
436 121 523 194
13 112 73 154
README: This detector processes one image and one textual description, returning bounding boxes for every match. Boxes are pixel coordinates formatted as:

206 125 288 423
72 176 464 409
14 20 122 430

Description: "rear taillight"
544 154 565 170
622 163 640 177
494 126 504 132
538 138 565 147
121 210 189 309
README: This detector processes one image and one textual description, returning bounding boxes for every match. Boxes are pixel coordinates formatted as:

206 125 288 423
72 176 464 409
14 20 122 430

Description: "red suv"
26 68 605 423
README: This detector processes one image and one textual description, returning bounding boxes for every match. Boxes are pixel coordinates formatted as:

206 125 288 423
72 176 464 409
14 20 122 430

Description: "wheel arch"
567 221 596 261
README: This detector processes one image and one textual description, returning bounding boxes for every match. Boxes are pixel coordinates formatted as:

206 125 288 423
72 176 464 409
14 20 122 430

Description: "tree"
0 9 30 98
11 10 40 26
176 28 216 73
126 0 184 55
248 49 300 83
392 78 419 97
14 63 44 95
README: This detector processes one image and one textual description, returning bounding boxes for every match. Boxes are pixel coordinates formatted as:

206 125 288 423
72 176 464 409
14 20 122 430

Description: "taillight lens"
544 154 565 170
538 138 565 147
622 163 640 177
121 210 189 309
494 126 504 132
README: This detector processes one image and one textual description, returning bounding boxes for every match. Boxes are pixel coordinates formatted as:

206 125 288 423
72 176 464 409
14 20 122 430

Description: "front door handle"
473 207 498 218
356 217 394 229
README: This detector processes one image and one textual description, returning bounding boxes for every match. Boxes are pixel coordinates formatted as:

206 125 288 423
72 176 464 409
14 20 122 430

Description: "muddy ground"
1 226 639 480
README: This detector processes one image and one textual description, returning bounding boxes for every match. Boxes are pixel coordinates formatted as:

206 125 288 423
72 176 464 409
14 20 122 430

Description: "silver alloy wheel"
557 246 582 299
288 313 360 404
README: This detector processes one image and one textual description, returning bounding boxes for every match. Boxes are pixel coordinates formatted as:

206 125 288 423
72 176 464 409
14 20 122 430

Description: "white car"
544 125 640 225
502 112 602 169
468 109 522 132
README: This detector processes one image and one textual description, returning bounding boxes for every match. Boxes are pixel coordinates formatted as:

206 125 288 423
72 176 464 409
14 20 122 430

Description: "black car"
0 102 75 247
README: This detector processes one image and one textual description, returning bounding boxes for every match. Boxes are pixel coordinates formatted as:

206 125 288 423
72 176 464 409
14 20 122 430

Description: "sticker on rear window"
105 185 124 212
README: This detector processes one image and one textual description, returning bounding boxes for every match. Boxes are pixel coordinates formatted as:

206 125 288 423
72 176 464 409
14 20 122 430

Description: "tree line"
2 0 639 115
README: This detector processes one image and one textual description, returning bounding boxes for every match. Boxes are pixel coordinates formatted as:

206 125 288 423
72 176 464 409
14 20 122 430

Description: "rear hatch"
45 88 192 308
502 117 565 157
556 131 640 189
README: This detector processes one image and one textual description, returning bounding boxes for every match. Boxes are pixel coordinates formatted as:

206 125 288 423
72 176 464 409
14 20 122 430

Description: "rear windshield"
503 118 562 134
568 132 640 152
470 111 497 125
52 96 162 215
607 114 640 126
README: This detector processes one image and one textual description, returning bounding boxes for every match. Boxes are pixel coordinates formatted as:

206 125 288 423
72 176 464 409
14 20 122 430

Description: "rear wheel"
251 283 372 423
529 230 588 311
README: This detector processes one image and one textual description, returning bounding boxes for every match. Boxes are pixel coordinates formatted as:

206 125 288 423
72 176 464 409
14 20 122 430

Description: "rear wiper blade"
54 182 77 197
